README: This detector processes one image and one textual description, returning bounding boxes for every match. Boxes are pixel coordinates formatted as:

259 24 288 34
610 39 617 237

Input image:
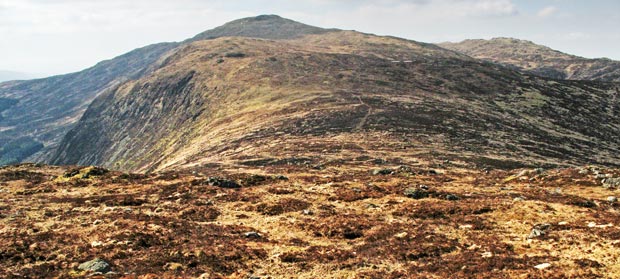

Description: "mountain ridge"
0 15 338 166
439 37 620 81
49 25 620 172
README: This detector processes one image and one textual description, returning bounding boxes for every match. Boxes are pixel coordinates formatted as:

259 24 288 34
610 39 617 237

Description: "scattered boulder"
445 194 460 201
404 187 429 199
528 223 551 239
602 178 620 189
607 196 618 203
244 232 262 239
78 258 111 273
275 175 289 180
534 263 551 270
165 262 183 271
205 177 240 188
373 168 394 175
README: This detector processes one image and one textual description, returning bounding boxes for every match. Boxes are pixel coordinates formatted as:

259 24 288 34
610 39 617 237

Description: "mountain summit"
190 15 337 41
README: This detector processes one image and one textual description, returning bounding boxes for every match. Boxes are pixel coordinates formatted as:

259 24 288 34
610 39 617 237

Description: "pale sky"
1 0 619 76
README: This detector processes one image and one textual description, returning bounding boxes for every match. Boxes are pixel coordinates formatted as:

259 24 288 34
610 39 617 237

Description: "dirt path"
354 95 372 132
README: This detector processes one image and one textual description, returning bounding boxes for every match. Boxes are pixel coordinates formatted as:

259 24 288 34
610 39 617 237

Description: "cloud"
463 0 518 17
537 6 557 17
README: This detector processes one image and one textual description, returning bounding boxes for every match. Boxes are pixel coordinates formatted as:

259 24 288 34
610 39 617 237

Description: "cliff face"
440 38 620 82
0 42 178 165
51 28 620 172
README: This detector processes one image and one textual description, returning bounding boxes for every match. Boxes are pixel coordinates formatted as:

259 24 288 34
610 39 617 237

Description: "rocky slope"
0 42 178 165
439 38 620 81
50 18 620 172
0 15 339 167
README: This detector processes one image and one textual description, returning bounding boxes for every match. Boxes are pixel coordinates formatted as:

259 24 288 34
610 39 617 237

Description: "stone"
394 232 408 238
165 262 183 271
373 168 394 175
244 232 262 239
445 194 460 201
403 187 428 199
275 175 289 180
527 223 551 239
534 263 551 269
607 196 618 203
603 178 620 188
78 258 111 273
528 223 551 239
206 177 240 188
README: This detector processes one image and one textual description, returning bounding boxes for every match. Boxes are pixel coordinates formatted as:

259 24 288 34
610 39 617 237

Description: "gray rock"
445 194 460 201
373 168 394 175
78 258 111 273
244 232 262 239
528 223 551 239
403 187 428 199
206 177 240 188
603 178 620 188
275 175 289 180
607 196 618 203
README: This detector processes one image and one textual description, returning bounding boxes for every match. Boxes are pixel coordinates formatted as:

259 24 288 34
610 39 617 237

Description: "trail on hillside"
354 95 372 132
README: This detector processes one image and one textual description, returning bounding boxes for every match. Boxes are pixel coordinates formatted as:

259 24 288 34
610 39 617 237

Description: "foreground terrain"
1 160 619 278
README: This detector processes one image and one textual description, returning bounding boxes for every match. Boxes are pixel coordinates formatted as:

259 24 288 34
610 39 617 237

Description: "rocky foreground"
1 162 619 278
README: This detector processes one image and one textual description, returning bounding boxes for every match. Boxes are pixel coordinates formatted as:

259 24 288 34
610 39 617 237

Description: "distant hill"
439 38 620 81
0 42 179 165
0 70 39 82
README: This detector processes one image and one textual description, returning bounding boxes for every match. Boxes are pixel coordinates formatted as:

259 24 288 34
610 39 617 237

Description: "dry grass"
0 163 618 278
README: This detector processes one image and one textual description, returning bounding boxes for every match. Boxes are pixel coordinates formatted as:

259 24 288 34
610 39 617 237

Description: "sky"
1 0 619 76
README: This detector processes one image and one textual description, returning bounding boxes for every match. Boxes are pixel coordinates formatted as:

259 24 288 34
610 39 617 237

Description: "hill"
50 24 620 172
439 38 620 81
0 15 339 167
